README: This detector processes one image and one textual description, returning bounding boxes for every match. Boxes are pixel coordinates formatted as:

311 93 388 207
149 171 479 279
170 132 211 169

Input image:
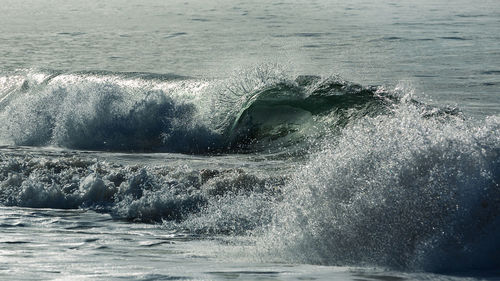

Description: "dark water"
0 0 499 280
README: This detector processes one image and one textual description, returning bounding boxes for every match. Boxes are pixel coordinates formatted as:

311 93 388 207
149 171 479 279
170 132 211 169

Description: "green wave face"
225 76 397 152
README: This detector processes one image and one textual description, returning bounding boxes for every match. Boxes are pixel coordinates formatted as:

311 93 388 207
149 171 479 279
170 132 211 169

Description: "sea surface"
1 0 499 280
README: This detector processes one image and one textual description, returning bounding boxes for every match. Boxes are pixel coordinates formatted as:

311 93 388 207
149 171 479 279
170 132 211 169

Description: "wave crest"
0 67 427 153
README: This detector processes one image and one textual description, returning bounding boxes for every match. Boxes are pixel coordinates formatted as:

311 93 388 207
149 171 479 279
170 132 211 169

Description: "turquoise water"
1 0 499 280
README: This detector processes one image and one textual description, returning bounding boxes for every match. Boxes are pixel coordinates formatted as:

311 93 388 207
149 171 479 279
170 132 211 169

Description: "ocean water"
1 0 499 280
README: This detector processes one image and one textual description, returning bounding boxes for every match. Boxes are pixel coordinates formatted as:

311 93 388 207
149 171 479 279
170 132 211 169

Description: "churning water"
1 0 499 280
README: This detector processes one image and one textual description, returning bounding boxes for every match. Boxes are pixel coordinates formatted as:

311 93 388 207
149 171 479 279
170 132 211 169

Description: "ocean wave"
0 67 443 154
1 66 497 273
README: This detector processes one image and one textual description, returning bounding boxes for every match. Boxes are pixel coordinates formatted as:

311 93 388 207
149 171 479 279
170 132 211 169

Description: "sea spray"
0 71 218 152
255 103 500 272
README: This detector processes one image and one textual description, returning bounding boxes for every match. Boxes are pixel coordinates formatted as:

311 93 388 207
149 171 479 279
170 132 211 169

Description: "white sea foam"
255 103 500 272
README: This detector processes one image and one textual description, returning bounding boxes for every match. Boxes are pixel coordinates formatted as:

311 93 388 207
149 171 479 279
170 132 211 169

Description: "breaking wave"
0 67 437 153
0 65 498 273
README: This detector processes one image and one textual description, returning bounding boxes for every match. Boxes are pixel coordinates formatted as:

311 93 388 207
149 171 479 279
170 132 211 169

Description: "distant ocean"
1 0 499 280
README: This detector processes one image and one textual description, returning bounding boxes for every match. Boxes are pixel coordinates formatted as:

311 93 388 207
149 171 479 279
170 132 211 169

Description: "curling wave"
0 68 425 153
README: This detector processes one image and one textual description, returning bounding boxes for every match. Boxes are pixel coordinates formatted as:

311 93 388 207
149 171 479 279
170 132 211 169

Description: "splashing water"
0 66 498 276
